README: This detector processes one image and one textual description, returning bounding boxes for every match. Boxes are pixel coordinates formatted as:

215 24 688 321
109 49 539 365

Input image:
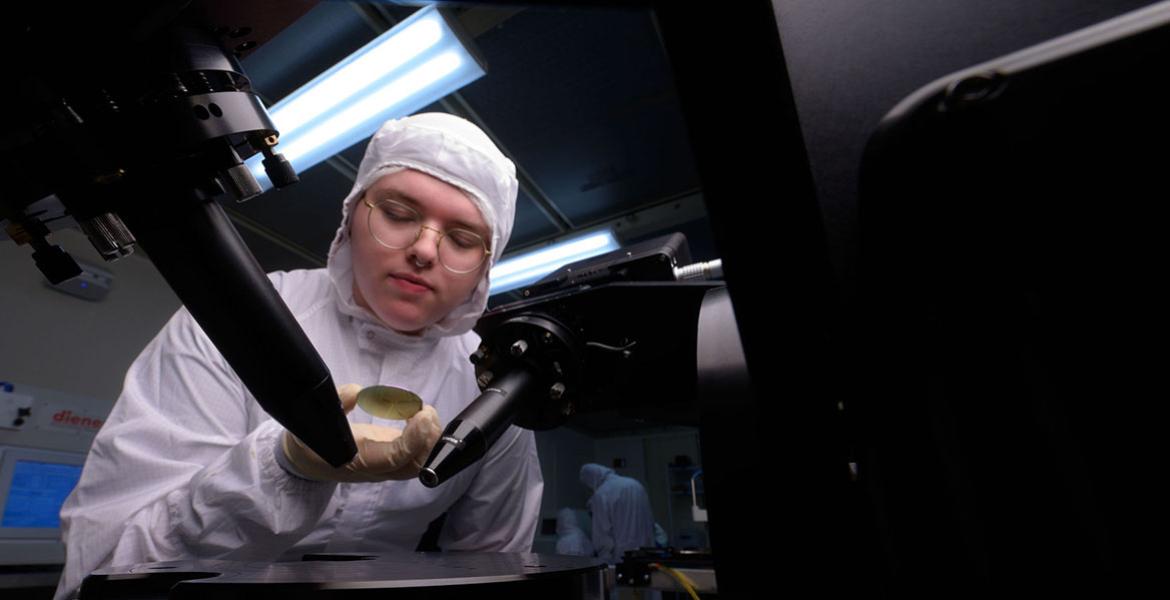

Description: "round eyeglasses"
364 198 491 274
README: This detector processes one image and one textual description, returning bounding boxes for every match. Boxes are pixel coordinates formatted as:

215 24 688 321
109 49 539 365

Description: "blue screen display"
2 460 83 528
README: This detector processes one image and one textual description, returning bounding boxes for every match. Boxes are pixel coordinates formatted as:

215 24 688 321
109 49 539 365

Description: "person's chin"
377 306 431 335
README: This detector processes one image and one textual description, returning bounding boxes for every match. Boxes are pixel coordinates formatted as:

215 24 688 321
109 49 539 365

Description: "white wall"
1 229 180 413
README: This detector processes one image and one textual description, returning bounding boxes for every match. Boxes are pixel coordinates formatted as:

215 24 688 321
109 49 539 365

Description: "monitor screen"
1 460 83 529
0 447 87 539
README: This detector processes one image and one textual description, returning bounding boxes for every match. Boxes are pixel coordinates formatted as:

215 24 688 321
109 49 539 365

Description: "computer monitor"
0 446 86 565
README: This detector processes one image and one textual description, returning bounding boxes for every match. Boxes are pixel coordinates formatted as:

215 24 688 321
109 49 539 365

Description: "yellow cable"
648 562 702 600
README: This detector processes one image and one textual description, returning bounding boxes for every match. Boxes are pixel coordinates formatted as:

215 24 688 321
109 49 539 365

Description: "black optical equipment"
0 1 356 466
420 233 736 488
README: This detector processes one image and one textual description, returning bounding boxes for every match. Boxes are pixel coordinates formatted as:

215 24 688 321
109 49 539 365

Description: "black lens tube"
118 195 357 467
419 366 535 487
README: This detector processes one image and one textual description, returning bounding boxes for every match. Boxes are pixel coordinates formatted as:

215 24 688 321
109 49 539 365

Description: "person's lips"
390 272 433 290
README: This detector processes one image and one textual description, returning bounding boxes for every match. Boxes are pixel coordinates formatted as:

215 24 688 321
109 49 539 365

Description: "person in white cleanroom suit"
554 507 595 557
653 522 669 548
55 113 543 600
579 463 655 564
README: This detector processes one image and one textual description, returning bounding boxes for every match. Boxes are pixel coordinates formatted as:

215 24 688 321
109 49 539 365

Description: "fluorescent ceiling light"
247 6 483 188
280 52 462 165
489 230 621 295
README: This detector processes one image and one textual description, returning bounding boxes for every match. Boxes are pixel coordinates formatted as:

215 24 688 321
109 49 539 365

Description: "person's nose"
407 224 442 267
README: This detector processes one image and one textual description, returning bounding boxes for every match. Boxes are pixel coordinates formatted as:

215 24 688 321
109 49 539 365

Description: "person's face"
350 169 490 336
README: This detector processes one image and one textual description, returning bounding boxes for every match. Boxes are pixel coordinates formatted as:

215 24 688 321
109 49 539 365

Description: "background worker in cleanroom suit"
55 113 544 600
579 463 655 564
554 507 595 557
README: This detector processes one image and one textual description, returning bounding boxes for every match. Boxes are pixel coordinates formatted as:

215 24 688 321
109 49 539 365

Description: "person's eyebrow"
378 189 487 237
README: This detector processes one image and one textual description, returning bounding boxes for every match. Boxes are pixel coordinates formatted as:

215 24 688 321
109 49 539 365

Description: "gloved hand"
279 383 443 482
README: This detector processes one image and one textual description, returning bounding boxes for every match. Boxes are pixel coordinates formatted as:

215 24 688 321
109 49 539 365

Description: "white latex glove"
280 383 443 482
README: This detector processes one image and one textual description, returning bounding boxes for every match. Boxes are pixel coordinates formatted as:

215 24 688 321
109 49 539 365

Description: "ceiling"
225 1 718 310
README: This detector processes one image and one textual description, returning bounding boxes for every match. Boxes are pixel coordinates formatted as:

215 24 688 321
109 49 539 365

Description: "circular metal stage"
79 552 608 599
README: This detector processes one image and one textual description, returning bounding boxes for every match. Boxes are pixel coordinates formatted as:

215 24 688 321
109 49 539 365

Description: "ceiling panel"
241 2 379 102
457 8 701 227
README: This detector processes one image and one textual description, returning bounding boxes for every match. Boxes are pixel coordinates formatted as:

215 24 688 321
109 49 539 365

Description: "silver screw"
550 383 566 401
511 340 529 357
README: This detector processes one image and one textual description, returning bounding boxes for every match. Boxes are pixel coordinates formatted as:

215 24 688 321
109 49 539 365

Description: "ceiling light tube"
489 230 621 295
248 6 484 188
